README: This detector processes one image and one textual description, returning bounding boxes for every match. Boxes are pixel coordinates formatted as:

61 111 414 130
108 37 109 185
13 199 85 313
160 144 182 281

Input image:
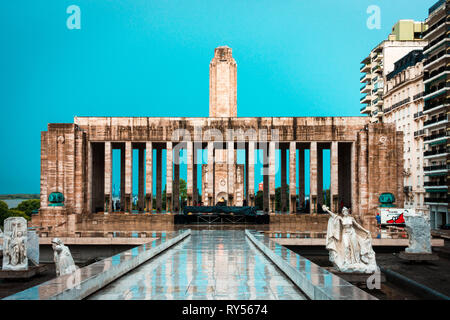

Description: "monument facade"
34 46 405 230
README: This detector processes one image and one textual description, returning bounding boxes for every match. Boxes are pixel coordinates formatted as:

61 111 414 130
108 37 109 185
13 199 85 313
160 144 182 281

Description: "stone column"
351 141 358 217
227 141 235 205
125 141 133 214
193 145 198 205
330 141 339 212
207 142 214 206
289 142 297 213
298 146 305 210
269 141 276 214
104 141 112 214
119 144 124 212
138 147 145 213
187 142 193 206
317 145 323 210
145 142 152 213
309 142 317 214
166 142 173 213
281 146 287 213
87 142 92 213
263 144 269 213
358 131 369 218
173 146 180 213
156 147 162 212
244 143 249 205
248 141 255 206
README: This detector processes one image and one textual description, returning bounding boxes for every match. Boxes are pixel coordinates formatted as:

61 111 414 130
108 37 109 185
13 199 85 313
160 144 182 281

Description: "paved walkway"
89 230 306 300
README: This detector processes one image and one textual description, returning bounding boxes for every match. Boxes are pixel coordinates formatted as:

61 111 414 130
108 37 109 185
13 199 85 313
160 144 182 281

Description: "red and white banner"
379 208 413 225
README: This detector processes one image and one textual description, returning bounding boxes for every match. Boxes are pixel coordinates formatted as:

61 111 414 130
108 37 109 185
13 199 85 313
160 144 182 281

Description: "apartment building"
383 50 428 213
360 20 428 123
422 0 450 229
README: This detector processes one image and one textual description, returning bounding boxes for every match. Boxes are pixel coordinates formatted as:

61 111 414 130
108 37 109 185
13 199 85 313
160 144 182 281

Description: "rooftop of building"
386 50 424 81
360 20 428 64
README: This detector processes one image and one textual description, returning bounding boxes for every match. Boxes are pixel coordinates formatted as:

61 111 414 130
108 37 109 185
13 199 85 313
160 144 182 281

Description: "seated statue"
322 205 377 274
51 238 77 276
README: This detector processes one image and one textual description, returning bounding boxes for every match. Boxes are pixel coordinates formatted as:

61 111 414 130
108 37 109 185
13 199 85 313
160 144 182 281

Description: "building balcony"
428 0 446 16
372 87 383 96
423 83 450 101
371 65 382 74
425 131 448 139
424 164 448 171
424 148 448 158
373 110 383 118
424 197 449 204
360 84 372 94
384 97 410 114
424 180 448 187
360 105 372 114
424 164 449 176
423 15 450 39
360 73 371 83
360 56 370 65
424 98 450 114
413 92 425 101
414 111 425 119
424 50 450 70
423 32 450 55
360 64 370 73
360 94 371 104
424 65 450 84
414 129 426 138
423 114 448 129
424 133 448 146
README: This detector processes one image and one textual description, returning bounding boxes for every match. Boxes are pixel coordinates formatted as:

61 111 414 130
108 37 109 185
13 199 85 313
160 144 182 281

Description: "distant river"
2 199 29 209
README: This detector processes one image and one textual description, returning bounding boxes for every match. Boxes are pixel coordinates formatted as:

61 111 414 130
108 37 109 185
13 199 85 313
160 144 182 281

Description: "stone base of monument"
325 267 386 284
398 251 439 262
0 265 48 279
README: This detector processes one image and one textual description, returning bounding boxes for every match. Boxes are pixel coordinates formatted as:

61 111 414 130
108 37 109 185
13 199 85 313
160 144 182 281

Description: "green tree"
0 200 8 217
255 190 263 210
16 199 40 216
275 185 289 212
179 178 187 203
7 209 30 221
0 200 9 229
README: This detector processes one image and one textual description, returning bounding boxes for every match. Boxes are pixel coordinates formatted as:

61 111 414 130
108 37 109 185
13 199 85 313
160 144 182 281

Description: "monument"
33 46 405 232
2 217 28 271
323 205 378 274
52 238 77 276
0 217 48 279
399 211 438 261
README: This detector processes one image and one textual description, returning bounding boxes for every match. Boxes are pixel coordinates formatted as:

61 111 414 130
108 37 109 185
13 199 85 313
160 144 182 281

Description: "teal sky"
0 0 436 194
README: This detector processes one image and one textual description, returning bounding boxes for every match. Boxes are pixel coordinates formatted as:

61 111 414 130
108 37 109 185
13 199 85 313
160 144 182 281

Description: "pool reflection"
89 230 306 300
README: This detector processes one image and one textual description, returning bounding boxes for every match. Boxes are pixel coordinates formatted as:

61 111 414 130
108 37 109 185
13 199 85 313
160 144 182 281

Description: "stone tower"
209 46 237 117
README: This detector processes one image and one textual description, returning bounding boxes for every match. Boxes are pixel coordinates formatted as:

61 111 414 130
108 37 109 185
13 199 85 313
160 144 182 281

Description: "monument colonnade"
100 138 347 215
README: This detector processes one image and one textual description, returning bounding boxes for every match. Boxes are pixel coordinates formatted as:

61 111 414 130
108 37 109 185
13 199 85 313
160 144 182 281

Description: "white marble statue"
2 217 28 271
52 238 77 276
323 205 377 274
404 211 432 254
